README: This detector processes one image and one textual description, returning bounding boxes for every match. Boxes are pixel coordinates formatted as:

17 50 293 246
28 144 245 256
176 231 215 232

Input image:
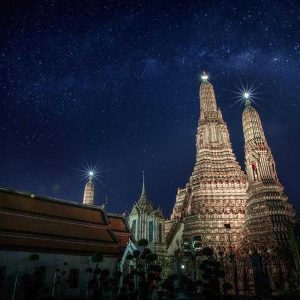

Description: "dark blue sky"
0 0 299 216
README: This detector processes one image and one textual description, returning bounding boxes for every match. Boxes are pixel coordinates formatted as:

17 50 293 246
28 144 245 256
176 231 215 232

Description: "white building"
0 187 133 299
128 174 166 256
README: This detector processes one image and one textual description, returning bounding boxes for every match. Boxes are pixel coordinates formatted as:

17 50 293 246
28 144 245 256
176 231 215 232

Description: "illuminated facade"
242 99 295 250
128 175 166 254
166 75 295 258
82 173 95 205
125 74 296 289
167 74 248 251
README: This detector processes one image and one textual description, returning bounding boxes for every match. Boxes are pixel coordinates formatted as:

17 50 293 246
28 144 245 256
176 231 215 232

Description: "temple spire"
243 91 252 107
138 170 152 207
83 172 95 205
199 71 218 113
142 170 146 196
170 73 248 251
242 97 294 249
242 102 266 149
200 71 209 82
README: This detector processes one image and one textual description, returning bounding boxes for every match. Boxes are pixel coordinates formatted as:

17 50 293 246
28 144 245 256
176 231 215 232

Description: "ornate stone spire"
83 171 95 205
141 170 146 196
242 101 294 249
170 74 247 251
137 171 153 211
199 72 218 114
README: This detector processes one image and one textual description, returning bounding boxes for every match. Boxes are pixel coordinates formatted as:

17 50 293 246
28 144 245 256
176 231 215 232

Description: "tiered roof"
0 187 131 256
130 175 164 219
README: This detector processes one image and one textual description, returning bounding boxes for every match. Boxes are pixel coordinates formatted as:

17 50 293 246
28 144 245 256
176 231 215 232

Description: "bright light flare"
80 164 101 183
181 264 185 269
229 82 261 109
243 92 250 99
201 74 209 81
200 71 209 82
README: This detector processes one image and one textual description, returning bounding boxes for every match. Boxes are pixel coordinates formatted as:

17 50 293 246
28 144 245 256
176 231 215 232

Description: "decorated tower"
83 171 95 205
128 172 166 253
242 96 294 250
169 73 248 250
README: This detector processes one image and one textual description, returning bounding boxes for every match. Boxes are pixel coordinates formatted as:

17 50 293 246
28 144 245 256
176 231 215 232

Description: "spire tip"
243 91 252 107
142 170 145 195
200 71 209 82
88 171 94 181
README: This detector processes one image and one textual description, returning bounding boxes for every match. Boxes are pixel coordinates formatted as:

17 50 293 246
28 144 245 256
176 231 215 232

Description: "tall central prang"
169 73 248 250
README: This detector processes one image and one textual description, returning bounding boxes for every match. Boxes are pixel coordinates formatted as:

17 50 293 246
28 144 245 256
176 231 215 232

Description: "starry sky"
1 0 299 216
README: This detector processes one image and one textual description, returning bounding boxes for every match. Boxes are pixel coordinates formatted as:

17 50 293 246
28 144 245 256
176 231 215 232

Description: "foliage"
132 250 141 258
199 247 223 297
125 240 163 297
149 264 162 272
113 270 122 279
147 253 158 262
91 251 103 264
28 253 40 261
223 281 233 291
141 248 152 256
21 267 47 299
126 253 133 260
138 239 149 247
202 247 214 257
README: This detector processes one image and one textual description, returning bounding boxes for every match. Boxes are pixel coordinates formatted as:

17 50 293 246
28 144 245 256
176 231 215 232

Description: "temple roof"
107 213 131 248
132 172 154 213
0 187 131 256
129 173 166 219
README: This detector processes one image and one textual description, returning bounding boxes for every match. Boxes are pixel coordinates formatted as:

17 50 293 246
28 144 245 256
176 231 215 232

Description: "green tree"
138 239 149 247
126 239 161 296
199 247 224 297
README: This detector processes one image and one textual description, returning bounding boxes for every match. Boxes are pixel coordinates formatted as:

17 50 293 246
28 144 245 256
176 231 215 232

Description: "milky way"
0 0 299 215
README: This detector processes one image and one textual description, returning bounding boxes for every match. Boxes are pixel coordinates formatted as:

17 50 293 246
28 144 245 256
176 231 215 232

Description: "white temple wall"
0 250 118 299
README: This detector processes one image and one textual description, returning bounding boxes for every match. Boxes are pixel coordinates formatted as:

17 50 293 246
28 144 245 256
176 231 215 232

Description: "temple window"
251 162 258 180
149 220 154 242
158 223 162 242
131 219 136 237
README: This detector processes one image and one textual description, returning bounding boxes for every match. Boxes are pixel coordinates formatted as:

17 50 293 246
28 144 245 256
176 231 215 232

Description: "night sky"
1 0 299 216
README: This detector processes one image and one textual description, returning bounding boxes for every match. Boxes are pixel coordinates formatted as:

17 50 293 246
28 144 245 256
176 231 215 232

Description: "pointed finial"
243 91 252 107
88 171 94 181
200 71 209 82
142 170 146 195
